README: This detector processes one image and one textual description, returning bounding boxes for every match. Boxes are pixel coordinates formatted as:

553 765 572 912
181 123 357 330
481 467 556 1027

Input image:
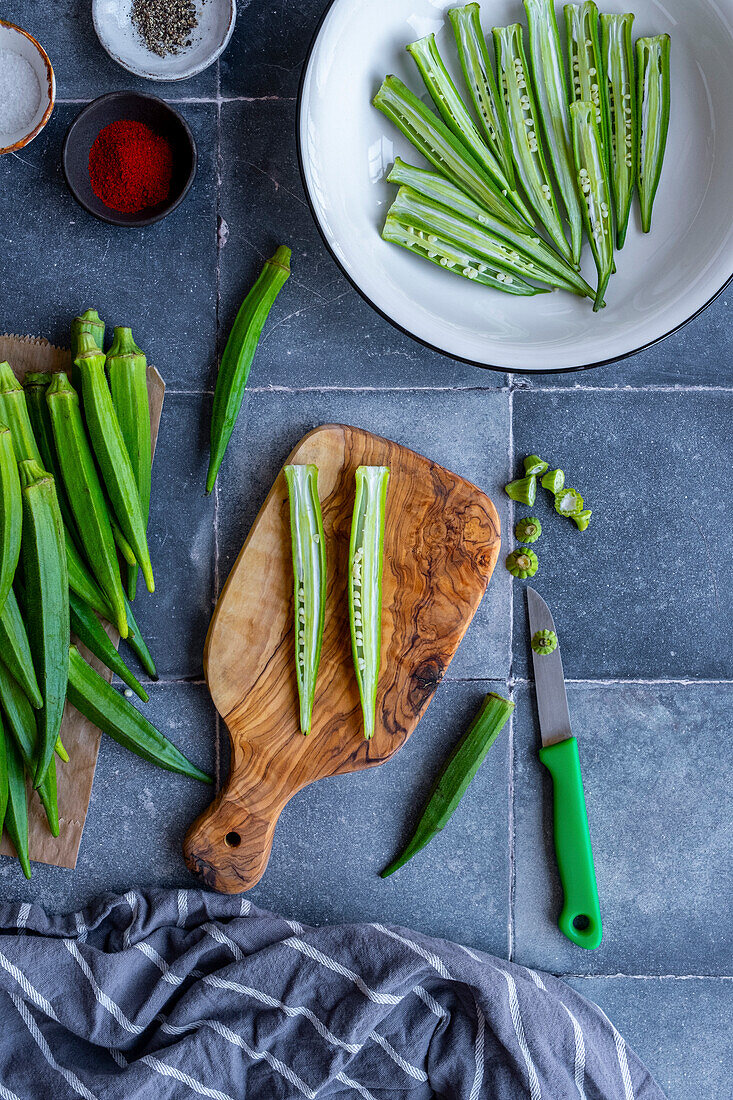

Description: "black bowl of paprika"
62 91 197 227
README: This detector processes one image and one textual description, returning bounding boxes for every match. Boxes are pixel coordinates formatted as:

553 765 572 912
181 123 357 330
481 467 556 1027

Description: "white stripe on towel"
372 924 453 980
468 996 486 1100
0 950 59 1020
284 937 402 1005
495 967 542 1100
561 1005 588 1100
9 992 98 1100
65 940 144 1035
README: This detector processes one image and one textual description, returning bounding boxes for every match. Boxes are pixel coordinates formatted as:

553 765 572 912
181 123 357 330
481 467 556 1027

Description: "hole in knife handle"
573 914 590 931
224 832 242 848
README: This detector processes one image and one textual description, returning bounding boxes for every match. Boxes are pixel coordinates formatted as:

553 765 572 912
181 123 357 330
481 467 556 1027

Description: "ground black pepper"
131 0 200 58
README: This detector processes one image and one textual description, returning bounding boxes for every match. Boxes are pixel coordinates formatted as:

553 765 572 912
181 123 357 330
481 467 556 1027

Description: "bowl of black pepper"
92 0 236 81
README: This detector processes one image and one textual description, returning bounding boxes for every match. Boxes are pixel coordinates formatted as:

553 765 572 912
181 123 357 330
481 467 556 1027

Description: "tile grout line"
164 384 733 396
213 57 223 791
507 376 515 962
55 96 297 105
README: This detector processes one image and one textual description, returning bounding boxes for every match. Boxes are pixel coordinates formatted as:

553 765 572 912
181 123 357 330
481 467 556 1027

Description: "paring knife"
526 587 602 950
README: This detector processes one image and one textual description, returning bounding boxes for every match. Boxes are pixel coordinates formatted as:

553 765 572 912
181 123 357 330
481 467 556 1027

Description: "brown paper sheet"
0 333 165 870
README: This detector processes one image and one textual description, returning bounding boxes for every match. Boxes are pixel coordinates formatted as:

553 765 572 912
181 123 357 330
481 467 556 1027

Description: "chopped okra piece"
523 454 548 476
541 468 565 493
554 487 584 516
504 474 537 506
506 547 539 579
572 508 592 531
531 629 557 655
515 517 542 543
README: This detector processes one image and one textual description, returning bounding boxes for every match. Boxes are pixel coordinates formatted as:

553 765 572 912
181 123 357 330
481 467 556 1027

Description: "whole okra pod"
0 425 21 614
570 100 614 311
284 465 327 735
69 588 149 702
349 466 389 741
600 14 636 248
1 719 31 877
207 247 291 494
523 0 584 266
636 34 671 234
106 327 152 601
447 4 516 188
18 459 69 788
0 587 43 709
493 24 572 263
0 659 59 836
74 334 154 594
70 308 105 393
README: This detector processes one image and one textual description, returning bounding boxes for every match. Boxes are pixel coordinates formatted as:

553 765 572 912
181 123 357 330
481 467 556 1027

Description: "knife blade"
526 587 602 950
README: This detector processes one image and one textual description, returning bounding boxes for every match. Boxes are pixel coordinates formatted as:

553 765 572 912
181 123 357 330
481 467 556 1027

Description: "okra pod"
24 373 81 545
284 465 326 735
493 25 572 262
349 466 389 741
381 692 513 877
2 720 30 877
600 14 636 247
47 372 128 639
0 588 43 709
18 459 69 788
74 335 154 594
69 588 149 702
112 519 137 568
107 327 152 601
523 0 584 265
406 34 530 222
0 719 6 839
0 425 21 613
636 34 670 234
70 307 104 392
570 100 614 310
0 659 59 836
373 75 532 232
383 213 542 297
386 158 595 297
207 247 291 494
123 596 158 680
0 361 43 465
565 3 610 172
389 185 586 294
67 645 212 783
447 4 515 187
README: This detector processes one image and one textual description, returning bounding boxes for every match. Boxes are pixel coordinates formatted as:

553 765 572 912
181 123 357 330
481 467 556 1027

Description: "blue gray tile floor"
0 3 731 1097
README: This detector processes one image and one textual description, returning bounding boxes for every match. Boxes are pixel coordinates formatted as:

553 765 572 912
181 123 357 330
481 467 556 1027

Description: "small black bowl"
62 91 197 227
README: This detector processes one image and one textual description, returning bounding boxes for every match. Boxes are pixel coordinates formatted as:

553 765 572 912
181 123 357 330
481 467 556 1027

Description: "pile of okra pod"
374 1 671 310
0 310 210 879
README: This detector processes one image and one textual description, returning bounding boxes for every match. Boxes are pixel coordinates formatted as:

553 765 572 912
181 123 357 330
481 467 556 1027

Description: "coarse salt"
0 49 42 138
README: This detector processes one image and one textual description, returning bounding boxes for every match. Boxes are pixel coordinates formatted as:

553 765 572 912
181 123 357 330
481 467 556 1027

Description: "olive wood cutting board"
0 333 164 870
184 424 501 894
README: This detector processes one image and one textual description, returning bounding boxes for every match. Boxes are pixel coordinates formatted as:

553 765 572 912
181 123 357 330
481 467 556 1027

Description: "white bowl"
298 0 733 374
0 20 55 155
92 0 236 82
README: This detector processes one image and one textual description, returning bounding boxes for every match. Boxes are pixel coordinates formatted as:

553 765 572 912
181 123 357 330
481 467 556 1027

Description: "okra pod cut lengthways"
373 75 532 233
0 425 21 613
284 465 326 735
405 33 531 223
571 100 614 311
565 2 610 171
523 0 584 266
447 4 516 188
349 466 389 741
207 246 291 494
636 34 671 234
601 13 636 248
493 24 573 263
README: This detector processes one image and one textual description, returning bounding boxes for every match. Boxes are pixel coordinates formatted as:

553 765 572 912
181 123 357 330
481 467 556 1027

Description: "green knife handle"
539 736 602 950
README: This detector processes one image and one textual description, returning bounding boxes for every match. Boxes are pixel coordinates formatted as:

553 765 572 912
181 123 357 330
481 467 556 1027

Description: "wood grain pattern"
184 424 500 894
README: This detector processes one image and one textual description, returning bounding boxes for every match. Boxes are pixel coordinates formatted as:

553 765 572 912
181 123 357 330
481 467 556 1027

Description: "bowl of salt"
0 20 55 156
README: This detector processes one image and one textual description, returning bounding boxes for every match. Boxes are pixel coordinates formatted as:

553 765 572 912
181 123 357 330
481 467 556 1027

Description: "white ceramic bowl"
92 0 236 81
0 20 55 155
298 0 733 373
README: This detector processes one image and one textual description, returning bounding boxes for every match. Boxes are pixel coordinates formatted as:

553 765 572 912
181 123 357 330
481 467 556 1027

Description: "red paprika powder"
89 119 174 214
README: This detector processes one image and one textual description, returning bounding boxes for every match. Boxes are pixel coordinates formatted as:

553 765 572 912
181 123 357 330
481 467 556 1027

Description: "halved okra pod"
447 4 515 188
0 659 59 836
388 186 580 294
600 14 636 247
373 75 532 232
386 158 595 298
565 3 610 172
107 327 152 601
0 425 21 614
493 25 572 263
406 33 530 223
74 334 154 594
18 459 69 788
636 34 671 234
284 465 326 735
349 466 389 741
570 100 614 310
523 0 584 266
47 371 129 639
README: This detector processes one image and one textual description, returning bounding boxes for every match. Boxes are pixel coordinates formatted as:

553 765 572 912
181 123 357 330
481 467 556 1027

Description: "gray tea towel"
0 889 664 1099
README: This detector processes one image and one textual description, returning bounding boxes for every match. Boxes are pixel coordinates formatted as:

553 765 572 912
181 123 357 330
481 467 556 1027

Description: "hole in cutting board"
224 832 241 848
